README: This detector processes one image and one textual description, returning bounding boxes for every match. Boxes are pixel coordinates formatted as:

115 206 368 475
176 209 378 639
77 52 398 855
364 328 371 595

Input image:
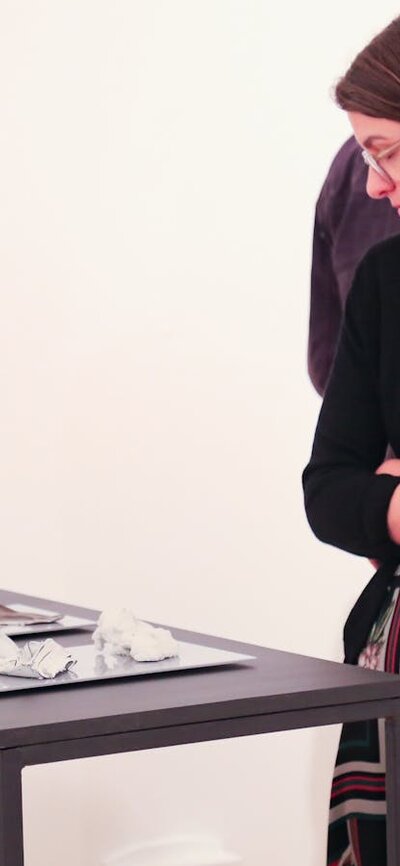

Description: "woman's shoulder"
363 232 400 280
344 234 400 324
347 233 400 308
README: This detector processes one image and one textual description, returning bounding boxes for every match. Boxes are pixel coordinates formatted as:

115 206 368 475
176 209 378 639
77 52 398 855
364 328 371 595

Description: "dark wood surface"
2 588 400 754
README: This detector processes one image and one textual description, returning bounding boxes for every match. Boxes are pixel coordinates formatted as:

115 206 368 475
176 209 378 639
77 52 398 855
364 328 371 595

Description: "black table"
1 589 400 866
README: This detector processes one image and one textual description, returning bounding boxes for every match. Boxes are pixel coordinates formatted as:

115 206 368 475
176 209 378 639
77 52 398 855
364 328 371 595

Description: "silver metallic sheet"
0 640 255 692
2 605 96 637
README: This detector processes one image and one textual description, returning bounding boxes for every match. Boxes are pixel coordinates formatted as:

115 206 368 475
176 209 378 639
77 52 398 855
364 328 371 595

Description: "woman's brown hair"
335 16 400 120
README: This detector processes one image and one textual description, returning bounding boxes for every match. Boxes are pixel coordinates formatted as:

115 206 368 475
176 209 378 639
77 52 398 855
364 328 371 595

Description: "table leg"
0 749 24 866
385 715 400 866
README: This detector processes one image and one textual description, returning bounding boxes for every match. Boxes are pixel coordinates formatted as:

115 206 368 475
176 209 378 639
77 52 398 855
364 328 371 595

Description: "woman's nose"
366 165 395 199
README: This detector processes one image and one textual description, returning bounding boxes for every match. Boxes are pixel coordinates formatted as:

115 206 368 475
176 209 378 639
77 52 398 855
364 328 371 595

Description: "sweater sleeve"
303 249 400 562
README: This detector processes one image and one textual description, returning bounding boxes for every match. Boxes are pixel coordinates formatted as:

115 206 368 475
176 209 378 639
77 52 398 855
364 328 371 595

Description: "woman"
303 15 400 866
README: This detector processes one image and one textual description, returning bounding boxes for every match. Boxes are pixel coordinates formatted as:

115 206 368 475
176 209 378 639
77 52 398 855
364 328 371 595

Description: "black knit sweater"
303 234 400 662
303 234 400 562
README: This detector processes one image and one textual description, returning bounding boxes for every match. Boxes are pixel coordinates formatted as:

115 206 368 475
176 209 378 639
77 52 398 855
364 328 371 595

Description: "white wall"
1 2 400 864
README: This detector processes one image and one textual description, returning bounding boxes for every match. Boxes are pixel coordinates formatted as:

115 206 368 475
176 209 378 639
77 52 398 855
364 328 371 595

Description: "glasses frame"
361 136 400 185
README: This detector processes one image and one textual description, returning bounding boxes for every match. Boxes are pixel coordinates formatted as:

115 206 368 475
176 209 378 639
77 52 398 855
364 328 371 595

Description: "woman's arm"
303 249 400 562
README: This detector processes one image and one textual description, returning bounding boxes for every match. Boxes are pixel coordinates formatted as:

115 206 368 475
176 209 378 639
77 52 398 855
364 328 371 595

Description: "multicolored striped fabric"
327 580 400 866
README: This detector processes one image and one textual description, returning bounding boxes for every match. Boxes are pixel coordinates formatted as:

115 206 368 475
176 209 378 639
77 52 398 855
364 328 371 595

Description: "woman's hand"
376 458 400 546
375 458 400 477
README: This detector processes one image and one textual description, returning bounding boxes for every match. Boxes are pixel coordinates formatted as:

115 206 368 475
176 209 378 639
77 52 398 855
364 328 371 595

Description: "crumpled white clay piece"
92 608 179 662
0 632 76 679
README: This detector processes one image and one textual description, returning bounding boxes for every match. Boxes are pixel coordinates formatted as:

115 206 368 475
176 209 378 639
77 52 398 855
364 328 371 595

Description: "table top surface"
1 588 400 750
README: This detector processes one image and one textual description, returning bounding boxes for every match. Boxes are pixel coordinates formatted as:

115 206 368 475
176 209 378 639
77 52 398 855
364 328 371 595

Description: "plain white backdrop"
1 2 400 864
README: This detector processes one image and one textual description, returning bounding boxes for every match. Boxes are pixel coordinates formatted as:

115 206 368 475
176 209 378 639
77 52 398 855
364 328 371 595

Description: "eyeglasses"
361 137 400 185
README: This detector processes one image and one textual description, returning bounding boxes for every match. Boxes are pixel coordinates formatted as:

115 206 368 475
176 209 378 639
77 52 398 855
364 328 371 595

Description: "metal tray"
2 604 96 637
0 640 255 692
